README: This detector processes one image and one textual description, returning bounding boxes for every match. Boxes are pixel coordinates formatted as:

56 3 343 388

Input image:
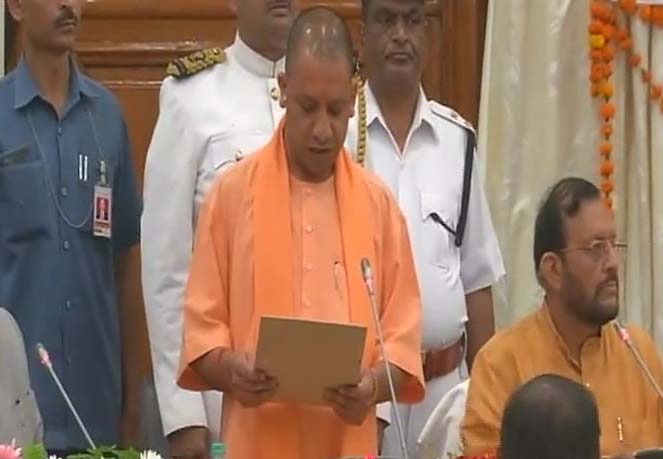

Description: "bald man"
176 7 425 459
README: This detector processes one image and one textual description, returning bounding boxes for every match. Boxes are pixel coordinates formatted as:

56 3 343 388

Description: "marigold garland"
589 0 663 213
589 0 618 211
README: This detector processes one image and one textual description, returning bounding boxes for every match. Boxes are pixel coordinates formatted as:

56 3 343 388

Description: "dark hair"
500 374 600 459
361 0 426 19
533 177 602 274
285 7 354 75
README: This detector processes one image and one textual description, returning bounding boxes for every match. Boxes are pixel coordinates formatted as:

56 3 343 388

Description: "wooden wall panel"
438 0 489 128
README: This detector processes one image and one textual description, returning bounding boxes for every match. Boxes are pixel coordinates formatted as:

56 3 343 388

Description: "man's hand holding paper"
222 351 278 409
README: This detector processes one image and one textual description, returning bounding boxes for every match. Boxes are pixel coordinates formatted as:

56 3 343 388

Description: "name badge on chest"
93 160 112 239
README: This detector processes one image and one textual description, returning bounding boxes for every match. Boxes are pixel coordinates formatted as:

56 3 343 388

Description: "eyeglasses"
557 240 627 262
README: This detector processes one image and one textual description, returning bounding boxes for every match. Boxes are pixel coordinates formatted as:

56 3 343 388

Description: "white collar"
228 33 285 78
363 83 438 142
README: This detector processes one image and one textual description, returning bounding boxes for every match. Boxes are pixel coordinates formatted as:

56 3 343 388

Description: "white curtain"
480 0 663 346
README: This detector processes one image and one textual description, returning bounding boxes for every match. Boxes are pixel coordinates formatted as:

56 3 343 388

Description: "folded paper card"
255 315 367 404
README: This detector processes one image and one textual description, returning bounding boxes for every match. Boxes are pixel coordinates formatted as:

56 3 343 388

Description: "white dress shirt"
416 379 469 459
345 84 505 456
141 34 285 438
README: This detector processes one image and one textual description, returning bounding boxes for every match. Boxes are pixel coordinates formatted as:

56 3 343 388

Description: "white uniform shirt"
346 84 504 348
345 84 504 454
141 35 285 437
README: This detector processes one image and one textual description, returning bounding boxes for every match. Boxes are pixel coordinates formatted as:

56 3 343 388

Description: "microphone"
612 320 663 401
360 258 410 459
36 343 97 450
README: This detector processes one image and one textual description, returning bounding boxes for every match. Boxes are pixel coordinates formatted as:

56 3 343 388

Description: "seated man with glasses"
461 177 663 458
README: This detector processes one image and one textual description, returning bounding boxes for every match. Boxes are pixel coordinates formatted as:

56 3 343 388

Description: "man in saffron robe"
177 7 426 459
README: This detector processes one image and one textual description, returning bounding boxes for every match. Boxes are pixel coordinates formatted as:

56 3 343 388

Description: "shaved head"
277 7 357 183
285 7 355 76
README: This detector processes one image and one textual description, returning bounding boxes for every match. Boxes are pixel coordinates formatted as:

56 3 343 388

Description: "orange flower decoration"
600 142 613 156
601 160 615 177
640 6 652 21
601 103 616 120
601 82 615 98
617 28 629 41
590 1 604 16
582 0 663 211
652 7 663 26
603 24 616 40
590 1 615 206
619 37 633 50
619 0 637 14
602 45 615 60
602 180 615 194
591 34 606 48
589 20 604 34
603 124 613 137
592 1 614 20
591 84 600 97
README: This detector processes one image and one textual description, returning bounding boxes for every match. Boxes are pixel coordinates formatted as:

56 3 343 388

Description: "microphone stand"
361 258 410 459
612 320 663 401
37 343 97 450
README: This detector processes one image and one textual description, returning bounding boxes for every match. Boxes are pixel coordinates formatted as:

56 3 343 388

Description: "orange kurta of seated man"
178 121 425 459
462 304 663 457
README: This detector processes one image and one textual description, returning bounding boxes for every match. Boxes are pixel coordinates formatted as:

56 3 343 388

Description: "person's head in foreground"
534 177 623 328
500 374 601 459
278 6 356 183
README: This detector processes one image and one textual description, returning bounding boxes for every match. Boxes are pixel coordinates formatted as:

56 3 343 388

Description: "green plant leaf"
22 443 46 459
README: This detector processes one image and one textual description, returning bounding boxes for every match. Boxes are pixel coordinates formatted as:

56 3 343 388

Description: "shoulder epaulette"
429 102 476 135
166 48 226 79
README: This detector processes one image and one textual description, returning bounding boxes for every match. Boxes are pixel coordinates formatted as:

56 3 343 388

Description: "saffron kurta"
178 121 426 459
462 306 663 457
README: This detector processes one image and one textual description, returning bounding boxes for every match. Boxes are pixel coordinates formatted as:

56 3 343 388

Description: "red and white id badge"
93 184 112 238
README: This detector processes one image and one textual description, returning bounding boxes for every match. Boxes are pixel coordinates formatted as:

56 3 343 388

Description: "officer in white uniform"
346 0 505 456
141 2 296 458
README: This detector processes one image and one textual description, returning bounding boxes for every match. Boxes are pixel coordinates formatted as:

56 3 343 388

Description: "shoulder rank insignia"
429 102 476 134
166 48 226 79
